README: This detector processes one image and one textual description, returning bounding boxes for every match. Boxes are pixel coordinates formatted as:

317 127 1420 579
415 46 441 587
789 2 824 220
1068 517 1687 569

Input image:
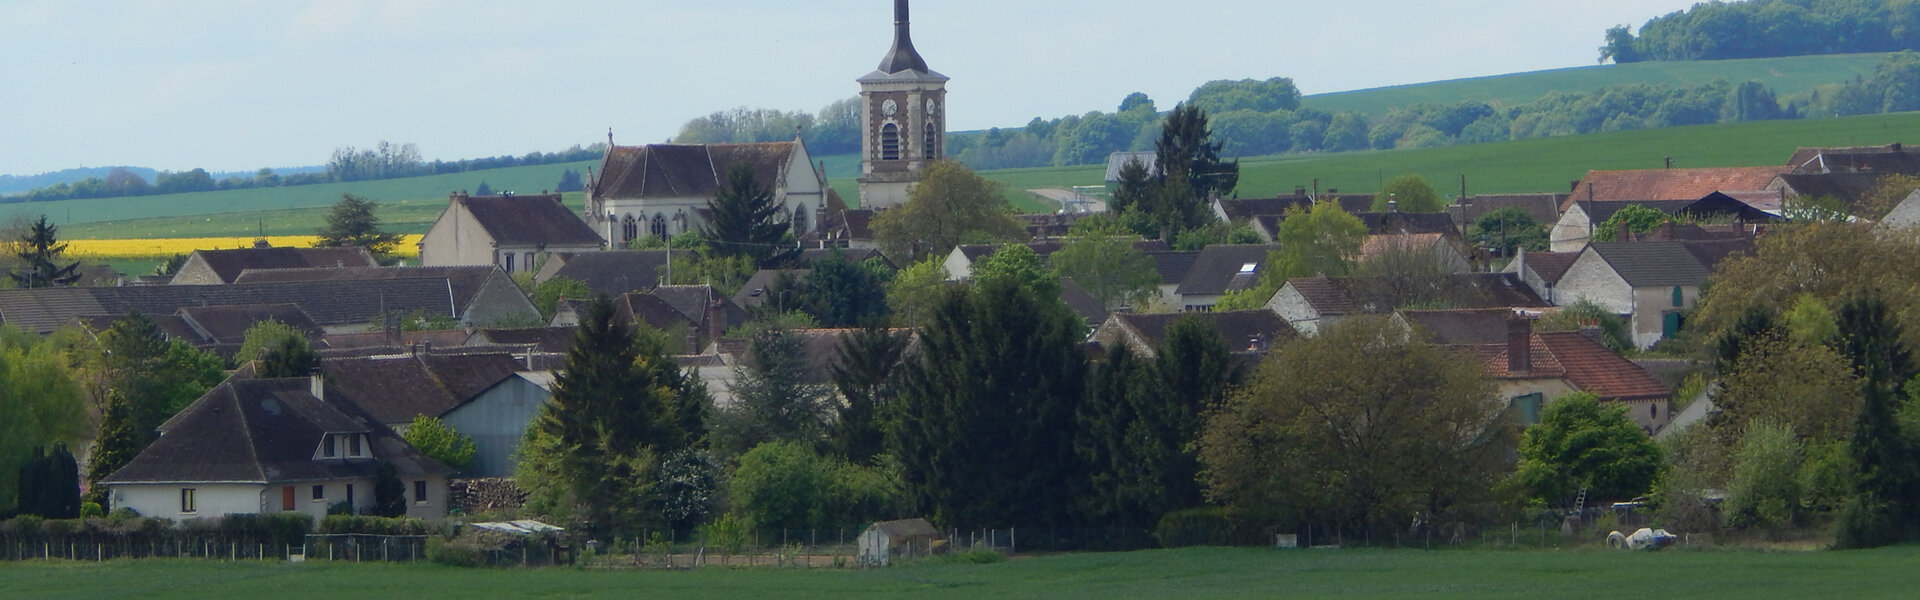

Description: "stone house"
418 192 605 274
170 245 377 285
1416 312 1672 432
1551 241 1750 349
230 265 541 330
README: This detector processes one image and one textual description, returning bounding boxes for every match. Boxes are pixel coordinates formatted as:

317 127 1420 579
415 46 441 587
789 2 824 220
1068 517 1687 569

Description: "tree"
7 216 80 288
703 163 798 268
556 169 586 193
517 295 684 534
1590 204 1671 242
372 461 408 517
1198 315 1515 537
237 319 308 368
1371 174 1445 213
1833 290 1920 547
1273 201 1367 279
258 334 320 379
730 441 830 531
314 194 405 260
970 244 1059 301
1471 207 1548 257
14 444 80 518
1146 103 1238 240
403 415 477 471
1118 92 1155 114
82 312 223 503
893 276 1087 527
1599 25 1642 64
885 258 948 328
1051 226 1160 310
532 276 594 320
1858 174 1920 219
0 336 87 513
1109 157 1153 216
474 181 494 196
797 251 889 328
869 160 1026 262
1722 419 1804 528
828 326 910 466
1513 393 1663 506
1693 223 1920 355
712 325 833 458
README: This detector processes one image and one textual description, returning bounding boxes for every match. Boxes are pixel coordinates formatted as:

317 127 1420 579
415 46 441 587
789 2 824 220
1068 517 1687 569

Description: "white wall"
1266 283 1322 336
1550 204 1592 252
1553 251 1633 314
112 483 265 520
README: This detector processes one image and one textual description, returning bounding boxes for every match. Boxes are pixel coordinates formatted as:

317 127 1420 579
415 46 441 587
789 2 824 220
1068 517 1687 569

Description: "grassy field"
1301 53 1892 117
2 546 1916 599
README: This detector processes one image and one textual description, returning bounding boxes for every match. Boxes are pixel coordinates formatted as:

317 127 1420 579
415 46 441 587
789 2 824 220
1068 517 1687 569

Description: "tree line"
1601 0 1920 63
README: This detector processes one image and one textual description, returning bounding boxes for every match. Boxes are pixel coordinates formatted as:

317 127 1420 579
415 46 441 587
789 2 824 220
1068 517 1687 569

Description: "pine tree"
1834 291 1919 547
7 216 81 288
1151 103 1238 235
372 461 408 517
892 276 1087 528
829 326 910 466
314 194 405 260
82 392 141 507
703 163 797 268
713 326 831 457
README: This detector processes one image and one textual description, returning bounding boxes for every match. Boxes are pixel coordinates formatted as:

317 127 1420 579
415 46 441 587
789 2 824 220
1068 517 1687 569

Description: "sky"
0 0 1703 178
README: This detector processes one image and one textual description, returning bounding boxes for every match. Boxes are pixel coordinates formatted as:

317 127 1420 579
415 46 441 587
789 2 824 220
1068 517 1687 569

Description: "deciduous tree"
869 160 1026 262
1051 225 1160 310
403 415 477 472
1372 174 1445 213
1513 393 1664 506
829 326 910 466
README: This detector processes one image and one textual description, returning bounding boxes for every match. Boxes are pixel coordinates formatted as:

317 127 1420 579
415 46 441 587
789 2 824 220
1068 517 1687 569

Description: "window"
1511 393 1545 425
312 485 325 501
414 480 428 505
880 123 901 160
503 252 515 273
181 488 197 513
622 214 639 243
348 434 362 457
524 252 535 272
650 214 669 241
1672 286 1684 307
924 122 938 159
346 484 354 507
322 435 336 458
1651 404 1659 419
792 205 809 235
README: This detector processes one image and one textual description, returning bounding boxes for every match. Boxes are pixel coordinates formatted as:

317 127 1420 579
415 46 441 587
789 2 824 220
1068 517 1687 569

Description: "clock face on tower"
882 99 898 116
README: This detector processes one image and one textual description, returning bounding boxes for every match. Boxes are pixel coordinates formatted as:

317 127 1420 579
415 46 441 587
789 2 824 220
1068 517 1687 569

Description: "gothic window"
672 210 688 234
924 122 938 159
651 214 669 241
622 214 638 243
880 123 901 160
792 205 810 235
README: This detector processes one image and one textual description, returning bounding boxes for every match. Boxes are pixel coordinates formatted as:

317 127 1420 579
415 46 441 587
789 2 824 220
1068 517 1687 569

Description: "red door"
282 486 295 511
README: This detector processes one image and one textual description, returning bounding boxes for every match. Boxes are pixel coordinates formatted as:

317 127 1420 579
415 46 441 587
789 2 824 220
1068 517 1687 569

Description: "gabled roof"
178 304 323 345
472 327 578 354
1401 308 1515 345
1109 310 1295 353
1787 143 1919 175
232 266 503 315
869 518 939 540
1586 242 1713 287
1774 173 1889 209
319 352 526 425
1517 250 1580 286
1578 200 1698 222
1450 194 1565 230
593 142 796 200
179 246 377 284
1146 251 1201 286
542 250 686 297
449 193 602 247
102 378 446 485
1285 273 1548 316
1285 276 1359 316
0 279 458 334
1564 166 1789 210
1175 244 1281 296
322 329 473 351
733 270 811 310
813 206 876 244
1358 233 1448 262
1217 195 1375 223
1104 151 1159 182
1538 332 1672 401
1058 278 1108 325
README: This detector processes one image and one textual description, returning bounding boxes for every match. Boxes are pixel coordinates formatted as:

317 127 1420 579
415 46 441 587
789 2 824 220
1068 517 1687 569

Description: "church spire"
877 0 930 74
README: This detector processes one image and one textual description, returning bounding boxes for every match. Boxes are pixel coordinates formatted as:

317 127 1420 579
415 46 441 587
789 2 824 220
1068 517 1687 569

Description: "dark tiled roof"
1588 242 1713 287
1774 173 1889 209
1565 166 1787 210
798 247 892 270
183 247 377 284
472 327 578 354
1146 251 1200 286
102 378 446 484
1787 143 1920 175
1580 200 1697 222
320 352 524 425
1176 244 1281 296
232 266 501 315
451 193 602 247
813 207 875 244
1401 308 1515 345
1116 310 1295 352
732 270 810 310
1286 276 1358 315
544 250 686 296
1104 151 1159 182
1288 273 1548 316
1352 212 1461 238
178 304 324 345
1519 250 1581 286
1676 238 1756 271
323 329 474 350
1058 278 1109 325
1216 196 1312 221
1450 194 1565 230
0 279 457 335
593 142 795 200
955 240 1169 265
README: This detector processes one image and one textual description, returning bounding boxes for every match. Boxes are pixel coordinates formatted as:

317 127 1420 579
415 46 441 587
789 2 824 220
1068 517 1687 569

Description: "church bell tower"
857 0 948 210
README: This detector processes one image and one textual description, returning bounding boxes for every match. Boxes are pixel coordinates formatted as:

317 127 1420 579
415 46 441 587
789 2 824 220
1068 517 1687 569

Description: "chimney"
1616 219 1631 242
1578 323 1606 345
706 298 726 350
1655 221 1675 240
1507 317 1532 375
309 370 325 400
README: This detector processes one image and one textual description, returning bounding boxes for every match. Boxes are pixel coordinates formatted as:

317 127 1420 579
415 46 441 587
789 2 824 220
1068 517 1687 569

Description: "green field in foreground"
2 546 1916 600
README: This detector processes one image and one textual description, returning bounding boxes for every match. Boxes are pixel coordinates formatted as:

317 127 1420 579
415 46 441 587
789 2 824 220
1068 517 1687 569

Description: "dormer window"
348 434 363 457
322 436 337 458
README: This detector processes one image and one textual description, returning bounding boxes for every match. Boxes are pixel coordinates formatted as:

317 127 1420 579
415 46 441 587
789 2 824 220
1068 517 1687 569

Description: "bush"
318 514 430 536
327 501 355 516
1155 507 1237 548
923 549 1007 564
264 512 315 547
425 535 488 568
79 502 104 518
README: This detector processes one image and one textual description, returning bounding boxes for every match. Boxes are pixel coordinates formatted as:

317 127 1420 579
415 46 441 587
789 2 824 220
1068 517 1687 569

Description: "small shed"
857 518 941 566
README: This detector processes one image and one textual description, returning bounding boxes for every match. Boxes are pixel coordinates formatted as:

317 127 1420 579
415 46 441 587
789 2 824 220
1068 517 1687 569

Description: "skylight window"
1238 263 1258 275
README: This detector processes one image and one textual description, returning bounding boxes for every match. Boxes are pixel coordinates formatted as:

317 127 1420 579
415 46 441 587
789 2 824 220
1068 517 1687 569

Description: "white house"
101 376 450 521
418 192 606 274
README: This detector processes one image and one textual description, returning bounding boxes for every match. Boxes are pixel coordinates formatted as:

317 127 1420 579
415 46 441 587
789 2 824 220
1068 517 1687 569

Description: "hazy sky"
0 0 1701 177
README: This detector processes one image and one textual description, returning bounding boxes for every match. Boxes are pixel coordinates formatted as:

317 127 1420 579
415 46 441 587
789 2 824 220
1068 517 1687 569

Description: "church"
584 0 946 247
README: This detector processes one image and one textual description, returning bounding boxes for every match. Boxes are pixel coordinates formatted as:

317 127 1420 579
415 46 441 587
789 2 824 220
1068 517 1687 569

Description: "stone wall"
449 478 526 515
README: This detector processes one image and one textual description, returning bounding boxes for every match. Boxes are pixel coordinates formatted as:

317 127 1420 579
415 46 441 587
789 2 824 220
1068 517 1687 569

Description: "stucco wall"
420 203 494 267
113 483 265 520
942 249 972 281
1629 285 1698 349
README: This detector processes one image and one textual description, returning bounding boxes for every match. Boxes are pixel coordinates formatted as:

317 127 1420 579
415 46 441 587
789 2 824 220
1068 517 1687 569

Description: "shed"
857 518 941 566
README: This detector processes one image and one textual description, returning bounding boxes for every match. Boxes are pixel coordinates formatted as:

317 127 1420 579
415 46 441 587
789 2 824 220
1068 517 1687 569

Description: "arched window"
672 210 688 234
1672 286 1684 307
880 123 901 160
621 214 638 244
792 205 810 235
924 122 938 159
650 213 669 241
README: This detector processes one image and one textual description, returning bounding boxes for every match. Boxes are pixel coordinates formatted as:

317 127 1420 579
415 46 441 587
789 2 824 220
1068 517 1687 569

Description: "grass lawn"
2 546 1916 599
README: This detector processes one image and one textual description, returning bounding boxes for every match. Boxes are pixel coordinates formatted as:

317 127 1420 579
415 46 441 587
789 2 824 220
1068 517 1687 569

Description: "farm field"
1300 53 1892 117
1 546 1916 600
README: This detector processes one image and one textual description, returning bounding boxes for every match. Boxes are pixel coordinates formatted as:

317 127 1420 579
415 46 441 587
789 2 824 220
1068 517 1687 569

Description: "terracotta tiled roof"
451 193 602 247
1564 166 1789 210
592 142 795 200
1286 276 1359 315
1538 332 1672 401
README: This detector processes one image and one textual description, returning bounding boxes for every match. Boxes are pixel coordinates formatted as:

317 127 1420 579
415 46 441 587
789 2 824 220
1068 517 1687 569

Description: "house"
0 278 478 335
76 304 326 361
1550 200 1694 251
549 286 750 353
1448 193 1565 233
1504 248 1582 304
531 250 687 297
1145 251 1200 309
315 350 545 478
694 328 915 410
1090 310 1294 359
858 518 942 566
1104 151 1158 184
733 270 812 312
587 137 826 247
1551 241 1751 349
1786 143 1919 175
418 192 605 274
1357 233 1472 274
1430 315 1672 432
100 376 450 520
1268 273 1548 336
1173 244 1282 311
230 265 541 330
809 195 877 250
170 244 377 285
1553 166 1788 251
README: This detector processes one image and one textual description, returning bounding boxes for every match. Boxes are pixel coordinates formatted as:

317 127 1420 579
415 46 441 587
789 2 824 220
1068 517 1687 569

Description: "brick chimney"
706 298 726 350
1507 317 1532 375
1615 219 1632 243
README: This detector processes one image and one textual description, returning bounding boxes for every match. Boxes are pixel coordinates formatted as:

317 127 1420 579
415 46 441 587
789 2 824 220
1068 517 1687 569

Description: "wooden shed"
857 518 941 566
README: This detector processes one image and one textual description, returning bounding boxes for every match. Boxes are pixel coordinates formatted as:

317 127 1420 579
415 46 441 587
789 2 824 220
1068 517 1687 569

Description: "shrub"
923 549 1007 564
79 502 104 518
264 512 315 547
318 514 430 536
1155 507 1236 548
425 535 488 568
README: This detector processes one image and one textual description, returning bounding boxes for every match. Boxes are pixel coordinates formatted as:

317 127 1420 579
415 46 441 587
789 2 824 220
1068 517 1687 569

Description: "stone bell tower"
857 0 948 209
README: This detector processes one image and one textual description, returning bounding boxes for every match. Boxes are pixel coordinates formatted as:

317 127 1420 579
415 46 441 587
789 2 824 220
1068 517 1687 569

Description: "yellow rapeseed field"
65 235 423 259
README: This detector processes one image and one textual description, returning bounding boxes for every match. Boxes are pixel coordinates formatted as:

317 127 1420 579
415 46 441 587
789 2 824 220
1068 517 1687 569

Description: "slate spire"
877 0 930 74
